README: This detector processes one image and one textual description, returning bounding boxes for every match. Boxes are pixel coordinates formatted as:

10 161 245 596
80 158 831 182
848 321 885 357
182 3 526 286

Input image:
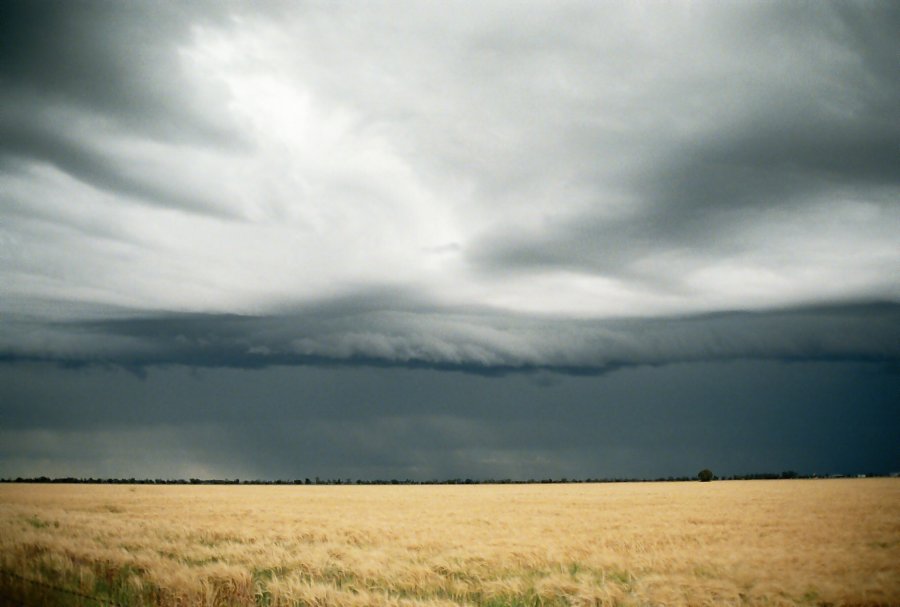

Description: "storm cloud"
2 299 898 374
2 361 897 480
0 1 897 479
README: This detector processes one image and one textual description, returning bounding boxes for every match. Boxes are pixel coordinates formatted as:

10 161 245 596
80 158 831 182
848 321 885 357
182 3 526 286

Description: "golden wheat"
0 479 897 606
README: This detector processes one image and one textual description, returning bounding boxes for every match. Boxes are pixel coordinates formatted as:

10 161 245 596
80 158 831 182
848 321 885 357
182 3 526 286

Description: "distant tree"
698 469 714 482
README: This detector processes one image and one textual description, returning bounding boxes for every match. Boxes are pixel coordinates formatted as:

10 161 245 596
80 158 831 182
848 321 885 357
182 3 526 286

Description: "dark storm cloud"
0 1 897 481
0 1 239 215
0 1 233 142
1 361 897 479
2 297 897 374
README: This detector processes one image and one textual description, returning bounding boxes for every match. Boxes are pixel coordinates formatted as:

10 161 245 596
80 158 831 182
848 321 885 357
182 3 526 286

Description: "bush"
698 469 713 482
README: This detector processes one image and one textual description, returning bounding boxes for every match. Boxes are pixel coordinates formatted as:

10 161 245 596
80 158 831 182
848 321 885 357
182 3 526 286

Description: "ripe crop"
1 479 897 606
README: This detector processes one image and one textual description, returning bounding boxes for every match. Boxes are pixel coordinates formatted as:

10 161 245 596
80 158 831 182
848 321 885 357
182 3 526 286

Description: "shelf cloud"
3 299 898 375
1 1 897 479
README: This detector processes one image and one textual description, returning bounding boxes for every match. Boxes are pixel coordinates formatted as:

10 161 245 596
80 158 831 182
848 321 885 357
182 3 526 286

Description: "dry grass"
0 479 897 606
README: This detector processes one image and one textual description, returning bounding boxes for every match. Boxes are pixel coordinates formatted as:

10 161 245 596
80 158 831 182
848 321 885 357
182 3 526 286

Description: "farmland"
0 479 897 606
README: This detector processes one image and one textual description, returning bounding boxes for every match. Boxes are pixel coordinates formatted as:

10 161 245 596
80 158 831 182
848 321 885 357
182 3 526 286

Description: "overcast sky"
1 1 897 480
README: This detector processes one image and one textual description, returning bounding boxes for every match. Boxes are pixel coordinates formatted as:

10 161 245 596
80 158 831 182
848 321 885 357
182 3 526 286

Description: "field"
0 480 897 606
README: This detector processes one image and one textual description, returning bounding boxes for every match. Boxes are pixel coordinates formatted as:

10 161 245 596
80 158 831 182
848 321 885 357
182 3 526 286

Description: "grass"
0 479 898 606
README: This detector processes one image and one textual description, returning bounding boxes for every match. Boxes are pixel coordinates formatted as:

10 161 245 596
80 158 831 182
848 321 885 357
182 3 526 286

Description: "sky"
0 1 898 480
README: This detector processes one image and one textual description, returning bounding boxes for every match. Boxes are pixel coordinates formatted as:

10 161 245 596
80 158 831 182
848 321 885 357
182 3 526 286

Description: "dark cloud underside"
1 361 897 480
2 301 897 374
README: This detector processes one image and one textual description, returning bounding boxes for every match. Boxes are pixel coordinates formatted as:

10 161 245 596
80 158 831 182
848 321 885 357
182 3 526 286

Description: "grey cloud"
0 1 897 481
466 3 900 278
0 108 237 218
1 296 897 374
0 1 241 216
1 1 895 298
0 1 234 143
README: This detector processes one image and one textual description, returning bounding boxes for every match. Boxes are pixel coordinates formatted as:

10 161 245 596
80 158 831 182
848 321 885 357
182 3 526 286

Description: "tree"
698 469 713 482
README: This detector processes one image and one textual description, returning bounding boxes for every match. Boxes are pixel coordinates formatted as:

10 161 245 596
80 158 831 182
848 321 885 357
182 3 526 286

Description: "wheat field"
0 479 897 606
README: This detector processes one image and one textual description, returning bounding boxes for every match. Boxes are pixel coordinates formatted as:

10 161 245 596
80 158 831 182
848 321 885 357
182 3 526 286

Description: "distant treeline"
0 471 887 485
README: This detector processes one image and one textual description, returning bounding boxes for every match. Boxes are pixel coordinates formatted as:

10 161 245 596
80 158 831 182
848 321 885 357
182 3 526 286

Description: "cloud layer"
3 299 898 375
1 2 898 479
2 2 897 341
